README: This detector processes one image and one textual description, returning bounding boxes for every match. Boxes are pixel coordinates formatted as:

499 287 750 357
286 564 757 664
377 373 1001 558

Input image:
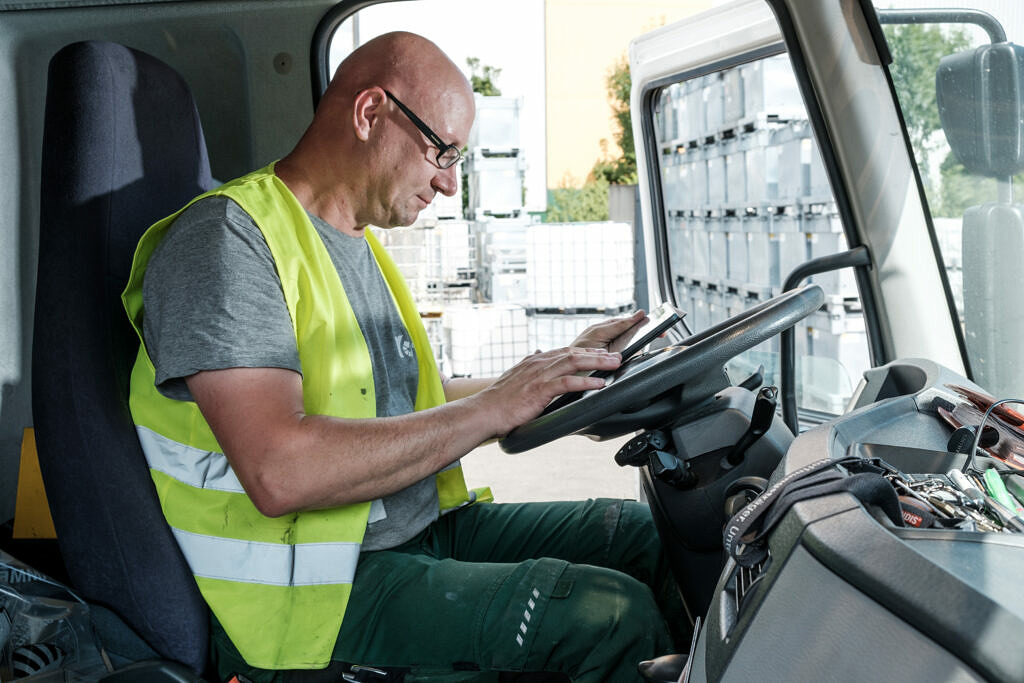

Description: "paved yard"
461 433 639 503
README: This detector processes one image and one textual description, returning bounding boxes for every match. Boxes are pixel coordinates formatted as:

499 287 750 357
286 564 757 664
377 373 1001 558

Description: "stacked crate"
475 216 530 305
657 54 867 405
466 95 526 220
372 221 476 305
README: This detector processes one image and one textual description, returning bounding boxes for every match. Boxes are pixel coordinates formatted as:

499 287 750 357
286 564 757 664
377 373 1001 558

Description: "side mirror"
937 42 1024 178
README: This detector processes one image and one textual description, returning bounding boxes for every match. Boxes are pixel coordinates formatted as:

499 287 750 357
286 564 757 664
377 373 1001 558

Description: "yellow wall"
545 0 709 188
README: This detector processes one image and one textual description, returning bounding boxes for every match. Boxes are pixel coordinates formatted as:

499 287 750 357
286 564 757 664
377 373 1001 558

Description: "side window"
654 54 871 417
876 3 1022 399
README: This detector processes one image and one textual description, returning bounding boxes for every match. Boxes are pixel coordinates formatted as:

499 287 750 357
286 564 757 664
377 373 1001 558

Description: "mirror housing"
937 42 1024 177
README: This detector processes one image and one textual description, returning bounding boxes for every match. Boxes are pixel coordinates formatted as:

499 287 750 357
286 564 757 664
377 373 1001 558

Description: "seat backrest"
33 40 215 674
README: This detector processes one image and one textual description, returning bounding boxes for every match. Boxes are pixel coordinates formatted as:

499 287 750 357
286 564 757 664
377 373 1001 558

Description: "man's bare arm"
441 376 496 401
186 346 619 517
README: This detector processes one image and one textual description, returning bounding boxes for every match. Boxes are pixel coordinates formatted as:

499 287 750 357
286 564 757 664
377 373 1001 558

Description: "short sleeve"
141 195 301 401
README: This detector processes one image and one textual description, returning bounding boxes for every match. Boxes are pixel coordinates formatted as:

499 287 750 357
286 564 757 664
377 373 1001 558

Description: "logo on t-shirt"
396 334 414 359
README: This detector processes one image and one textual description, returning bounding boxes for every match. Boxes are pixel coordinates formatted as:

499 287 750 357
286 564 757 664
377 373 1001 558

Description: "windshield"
875 1 1024 397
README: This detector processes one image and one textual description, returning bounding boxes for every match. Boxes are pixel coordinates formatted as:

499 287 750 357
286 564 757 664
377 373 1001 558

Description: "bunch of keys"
884 470 1004 532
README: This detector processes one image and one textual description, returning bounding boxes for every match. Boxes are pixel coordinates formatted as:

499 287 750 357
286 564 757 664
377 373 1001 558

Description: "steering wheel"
499 285 824 453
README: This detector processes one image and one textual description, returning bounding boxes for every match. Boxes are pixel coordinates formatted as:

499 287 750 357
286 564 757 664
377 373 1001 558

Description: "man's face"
374 87 475 228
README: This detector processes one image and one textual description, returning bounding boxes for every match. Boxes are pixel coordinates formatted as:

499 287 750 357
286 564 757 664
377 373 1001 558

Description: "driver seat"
33 40 216 676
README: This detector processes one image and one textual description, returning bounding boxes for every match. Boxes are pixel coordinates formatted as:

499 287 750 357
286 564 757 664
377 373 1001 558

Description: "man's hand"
570 310 647 353
472 346 621 438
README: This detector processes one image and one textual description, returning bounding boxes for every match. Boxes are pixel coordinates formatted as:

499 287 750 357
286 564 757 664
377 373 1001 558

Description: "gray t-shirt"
141 195 440 550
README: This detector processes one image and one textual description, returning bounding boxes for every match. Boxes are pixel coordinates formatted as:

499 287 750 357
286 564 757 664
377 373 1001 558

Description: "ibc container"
706 152 727 206
725 218 747 286
690 217 709 281
485 271 528 304
662 151 687 214
667 216 688 279
467 154 525 214
740 56 803 122
688 152 708 209
436 220 475 281
658 87 675 142
805 215 858 300
687 283 710 331
673 278 689 312
469 95 522 150
745 214 772 288
770 213 807 288
723 137 745 205
445 304 529 377
722 67 744 126
743 129 780 205
707 218 727 284
678 217 696 277
798 307 870 414
528 312 615 351
776 123 810 202
807 141 830 201
673 82 692 143
526 222 634 309
706 288 726 327
703 73 725 136
687 78 704 141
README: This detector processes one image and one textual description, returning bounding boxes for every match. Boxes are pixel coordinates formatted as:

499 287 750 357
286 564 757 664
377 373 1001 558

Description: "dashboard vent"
720 551 771 638
735 555 769 610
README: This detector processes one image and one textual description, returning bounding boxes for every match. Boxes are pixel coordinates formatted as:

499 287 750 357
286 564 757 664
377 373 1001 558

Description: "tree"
882 23 972 214
466 57 502 96
544 176 610 223
592 55 636 185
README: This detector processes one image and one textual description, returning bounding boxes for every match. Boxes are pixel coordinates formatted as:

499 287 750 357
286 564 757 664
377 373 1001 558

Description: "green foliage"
884 24 970 163
592 55 637 185
883 23 978 215
937 155 1024 216
466 57 502 96
543 176 610 223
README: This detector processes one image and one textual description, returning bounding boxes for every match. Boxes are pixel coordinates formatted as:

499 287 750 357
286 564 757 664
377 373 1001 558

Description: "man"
123 31 683 682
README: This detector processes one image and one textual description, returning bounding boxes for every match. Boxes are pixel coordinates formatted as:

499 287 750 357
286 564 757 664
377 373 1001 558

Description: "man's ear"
353 88 386 142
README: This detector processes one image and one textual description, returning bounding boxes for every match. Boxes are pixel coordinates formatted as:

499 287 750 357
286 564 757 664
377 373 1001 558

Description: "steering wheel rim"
498 284 825 453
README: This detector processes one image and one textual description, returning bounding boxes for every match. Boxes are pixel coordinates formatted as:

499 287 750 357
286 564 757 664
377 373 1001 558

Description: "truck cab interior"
1 0 1023 681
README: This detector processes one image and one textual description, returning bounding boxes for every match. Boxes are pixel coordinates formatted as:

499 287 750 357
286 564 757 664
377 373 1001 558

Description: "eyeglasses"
383 89 463 169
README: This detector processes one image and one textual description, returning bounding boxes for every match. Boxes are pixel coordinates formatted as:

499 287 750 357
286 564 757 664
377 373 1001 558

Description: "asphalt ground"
460 433 639 503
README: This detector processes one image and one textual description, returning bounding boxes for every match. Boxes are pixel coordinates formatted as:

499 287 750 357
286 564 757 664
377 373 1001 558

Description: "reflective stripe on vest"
137 425 244 493
122 163 476 669
170 528 360 586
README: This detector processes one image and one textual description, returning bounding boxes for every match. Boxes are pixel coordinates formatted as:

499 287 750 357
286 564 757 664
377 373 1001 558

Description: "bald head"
324 32 471 110
276 32 475 235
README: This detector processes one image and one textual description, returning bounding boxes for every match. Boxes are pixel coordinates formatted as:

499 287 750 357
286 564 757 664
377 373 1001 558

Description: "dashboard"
690 358 1024 681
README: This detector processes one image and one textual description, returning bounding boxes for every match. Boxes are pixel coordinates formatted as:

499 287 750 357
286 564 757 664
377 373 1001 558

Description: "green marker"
983 469 1021 513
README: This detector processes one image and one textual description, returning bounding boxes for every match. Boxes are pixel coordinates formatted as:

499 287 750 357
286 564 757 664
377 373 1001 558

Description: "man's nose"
432 163 459 197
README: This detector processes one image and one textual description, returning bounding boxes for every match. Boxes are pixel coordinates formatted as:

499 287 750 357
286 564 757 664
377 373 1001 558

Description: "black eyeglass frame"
383 89 463 169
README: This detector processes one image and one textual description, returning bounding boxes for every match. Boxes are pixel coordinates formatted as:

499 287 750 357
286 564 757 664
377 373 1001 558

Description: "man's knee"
557 563 666 639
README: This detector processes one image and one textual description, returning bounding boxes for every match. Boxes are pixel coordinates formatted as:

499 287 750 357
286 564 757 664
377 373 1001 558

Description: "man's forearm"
442 375 496 401
187 348 619 518
268 398 496 514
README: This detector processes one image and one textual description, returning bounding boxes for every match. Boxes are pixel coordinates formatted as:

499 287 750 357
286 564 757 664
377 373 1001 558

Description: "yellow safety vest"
122 163 485 669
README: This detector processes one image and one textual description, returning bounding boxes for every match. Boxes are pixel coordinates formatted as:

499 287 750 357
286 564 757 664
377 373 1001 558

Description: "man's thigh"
334 548 671 681
432 499 665 586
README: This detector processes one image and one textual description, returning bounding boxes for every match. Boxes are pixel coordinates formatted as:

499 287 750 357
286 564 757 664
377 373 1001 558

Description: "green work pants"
212 498 684 682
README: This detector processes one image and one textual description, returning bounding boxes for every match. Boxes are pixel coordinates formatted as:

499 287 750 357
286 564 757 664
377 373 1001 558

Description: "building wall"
545 0 709 188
